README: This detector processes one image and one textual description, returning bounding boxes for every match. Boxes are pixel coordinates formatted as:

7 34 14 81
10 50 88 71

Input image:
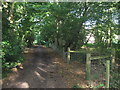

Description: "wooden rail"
50 46 114 88
67 47 115 88
90 55 110 60
69 50 86 53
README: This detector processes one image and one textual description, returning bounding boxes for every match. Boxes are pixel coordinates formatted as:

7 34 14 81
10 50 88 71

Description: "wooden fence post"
67 47 70 64
63 47 65 59
111 48 115 69
106 60 110 88
86 53 91 86
86 53 91 82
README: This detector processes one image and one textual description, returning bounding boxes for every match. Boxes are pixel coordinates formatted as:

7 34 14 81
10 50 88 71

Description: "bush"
2 41 24 70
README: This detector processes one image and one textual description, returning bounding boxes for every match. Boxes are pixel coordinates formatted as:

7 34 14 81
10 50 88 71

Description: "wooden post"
63 47 65 59
86 53 92 87
106 60 110 88
67 47 70 64
111 48 115 69
86 53 91 82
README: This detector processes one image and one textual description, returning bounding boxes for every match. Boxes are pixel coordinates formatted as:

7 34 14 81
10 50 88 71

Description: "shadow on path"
2 46 66 88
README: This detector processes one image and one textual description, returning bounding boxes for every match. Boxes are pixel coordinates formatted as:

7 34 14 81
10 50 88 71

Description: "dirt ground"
2 46 89 88
54 55 89 88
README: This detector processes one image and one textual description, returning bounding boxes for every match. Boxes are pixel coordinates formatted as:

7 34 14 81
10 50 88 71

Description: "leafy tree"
2 2 119 76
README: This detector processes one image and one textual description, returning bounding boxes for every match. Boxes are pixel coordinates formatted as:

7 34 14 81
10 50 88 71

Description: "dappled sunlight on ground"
23 48 35 54
37 67 47 73
2 46 66 88
75 69 85 75
3 46 94 88
53 61 60 64
15 82 29 88
34 71 45 81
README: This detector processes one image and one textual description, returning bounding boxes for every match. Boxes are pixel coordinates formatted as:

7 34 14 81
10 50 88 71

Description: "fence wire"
68 51 120 88
70 52 86 62
90 58 109 88
51 46 120 88
90 57 120 88
110 58 120 88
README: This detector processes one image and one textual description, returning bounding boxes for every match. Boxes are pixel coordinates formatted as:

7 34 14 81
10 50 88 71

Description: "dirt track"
2 46 66 88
